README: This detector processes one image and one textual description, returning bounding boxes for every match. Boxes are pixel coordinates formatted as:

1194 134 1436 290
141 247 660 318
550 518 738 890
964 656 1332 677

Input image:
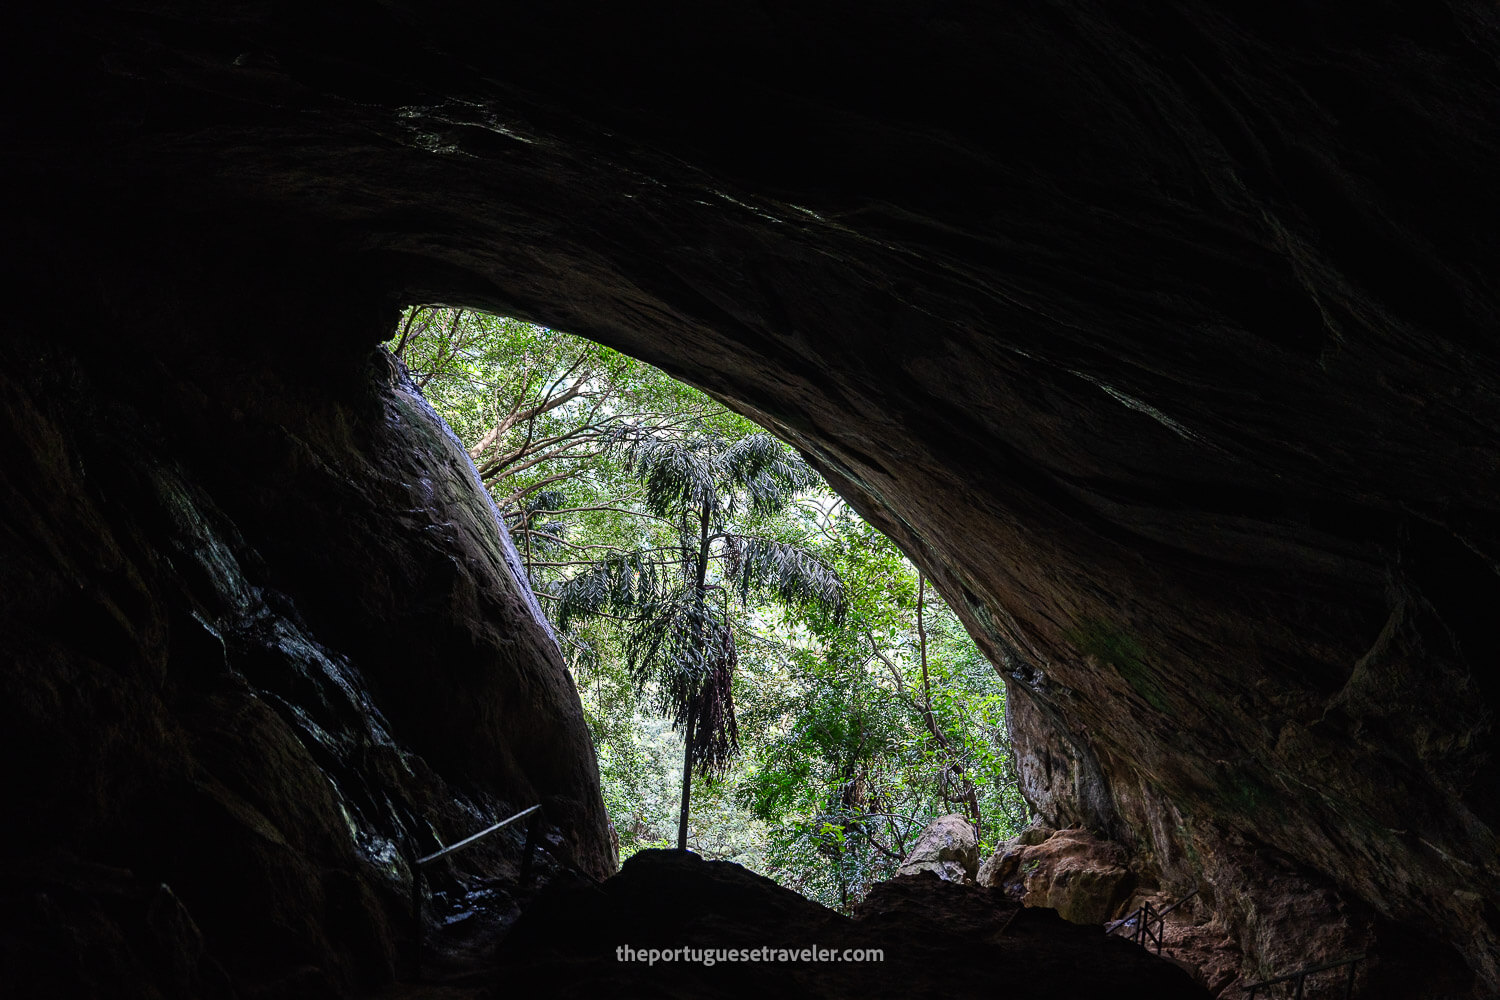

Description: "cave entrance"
391 305 1031 909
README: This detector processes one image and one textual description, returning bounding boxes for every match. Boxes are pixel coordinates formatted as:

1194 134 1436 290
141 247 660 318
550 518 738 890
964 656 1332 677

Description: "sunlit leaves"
399 305 1029 887
721 432 819 516
731 536 844 620
558 428 842 784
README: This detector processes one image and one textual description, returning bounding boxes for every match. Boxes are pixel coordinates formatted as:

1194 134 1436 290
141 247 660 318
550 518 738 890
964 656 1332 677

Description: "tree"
392 307 1029 885
554 430 846 850
737 502 1032 907
394 306 722 522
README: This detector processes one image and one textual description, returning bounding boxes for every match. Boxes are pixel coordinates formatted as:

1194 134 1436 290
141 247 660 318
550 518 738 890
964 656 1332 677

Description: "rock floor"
384 850 1211 999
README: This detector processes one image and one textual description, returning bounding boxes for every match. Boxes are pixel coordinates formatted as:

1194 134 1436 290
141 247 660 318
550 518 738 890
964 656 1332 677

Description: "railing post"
1139 902 1155 949
1293 970 1305 1000
1344 958 1357 999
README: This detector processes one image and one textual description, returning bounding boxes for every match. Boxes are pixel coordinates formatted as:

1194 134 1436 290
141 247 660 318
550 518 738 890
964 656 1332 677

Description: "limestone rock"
979 827 1134 926
897 815 980 883
977 821 1056 890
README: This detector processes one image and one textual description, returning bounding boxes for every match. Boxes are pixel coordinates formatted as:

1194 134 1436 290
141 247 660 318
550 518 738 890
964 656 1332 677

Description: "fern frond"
553 549 671 629
733 535 846 621
722 433 818 517
620 433 722 519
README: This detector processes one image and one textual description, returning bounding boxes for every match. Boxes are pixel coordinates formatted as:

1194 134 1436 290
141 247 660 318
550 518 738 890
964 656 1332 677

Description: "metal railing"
1242 955 1364 999
1105 888 1199 955
407 803 542 980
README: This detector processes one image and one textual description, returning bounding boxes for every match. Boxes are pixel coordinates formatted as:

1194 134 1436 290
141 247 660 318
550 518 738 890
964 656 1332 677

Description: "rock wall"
0 237 613 996
5 1 1500 994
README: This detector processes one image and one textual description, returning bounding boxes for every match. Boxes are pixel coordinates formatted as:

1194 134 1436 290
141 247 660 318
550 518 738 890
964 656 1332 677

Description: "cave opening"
7 2 1500 994
387 304 1032 912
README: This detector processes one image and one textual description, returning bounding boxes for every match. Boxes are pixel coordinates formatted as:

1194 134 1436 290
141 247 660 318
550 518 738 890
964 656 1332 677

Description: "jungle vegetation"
393 306 1031 909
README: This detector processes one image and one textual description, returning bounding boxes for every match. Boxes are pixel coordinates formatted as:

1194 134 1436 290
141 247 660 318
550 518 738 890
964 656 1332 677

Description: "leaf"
732 535 846 621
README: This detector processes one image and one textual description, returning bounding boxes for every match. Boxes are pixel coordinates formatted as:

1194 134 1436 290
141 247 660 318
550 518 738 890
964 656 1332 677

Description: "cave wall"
5 0 1499 994
0 233 613 996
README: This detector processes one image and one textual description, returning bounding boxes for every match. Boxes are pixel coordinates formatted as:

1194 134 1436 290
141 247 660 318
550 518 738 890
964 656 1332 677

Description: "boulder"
0 301 614 996
499 850 1211 999
978 827 1134 926
976 820 1052 887
897 815 980 883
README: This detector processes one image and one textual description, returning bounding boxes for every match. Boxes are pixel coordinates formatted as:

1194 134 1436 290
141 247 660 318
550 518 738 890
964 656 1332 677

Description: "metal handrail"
1155 888 1199 919
1105 889 1198 955
408 803 542 981
1243 954 1364 999
417 803 540 866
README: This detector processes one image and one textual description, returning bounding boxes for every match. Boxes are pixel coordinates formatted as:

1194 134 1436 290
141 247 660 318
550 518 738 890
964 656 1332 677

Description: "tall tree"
394 307 1028 884
555 431 845 850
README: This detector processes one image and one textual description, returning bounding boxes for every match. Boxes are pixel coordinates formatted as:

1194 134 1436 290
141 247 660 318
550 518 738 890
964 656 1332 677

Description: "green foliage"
552 429 844 787
394 306 1030 902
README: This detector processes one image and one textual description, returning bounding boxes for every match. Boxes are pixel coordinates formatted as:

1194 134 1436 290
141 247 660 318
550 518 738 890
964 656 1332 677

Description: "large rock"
978 827 1134 926
5 2 1500 992
0 274 613 996
896 815 981 883
497 850 1210 998
975 821 1054 886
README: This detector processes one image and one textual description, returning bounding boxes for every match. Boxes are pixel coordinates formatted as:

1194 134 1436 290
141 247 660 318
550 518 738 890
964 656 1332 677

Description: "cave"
3 2 1497 997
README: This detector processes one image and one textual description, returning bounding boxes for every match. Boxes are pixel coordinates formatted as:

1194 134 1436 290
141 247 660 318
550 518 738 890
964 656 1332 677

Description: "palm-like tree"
554 431 845 850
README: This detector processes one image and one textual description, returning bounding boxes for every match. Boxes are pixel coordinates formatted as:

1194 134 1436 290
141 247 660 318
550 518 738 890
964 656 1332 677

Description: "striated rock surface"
5 1 1500 994
897 815 980 883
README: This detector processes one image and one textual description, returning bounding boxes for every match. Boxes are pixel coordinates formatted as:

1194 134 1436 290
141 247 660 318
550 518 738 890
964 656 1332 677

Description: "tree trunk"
916 573 982 840
677 706 693 851
677 499 715 852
